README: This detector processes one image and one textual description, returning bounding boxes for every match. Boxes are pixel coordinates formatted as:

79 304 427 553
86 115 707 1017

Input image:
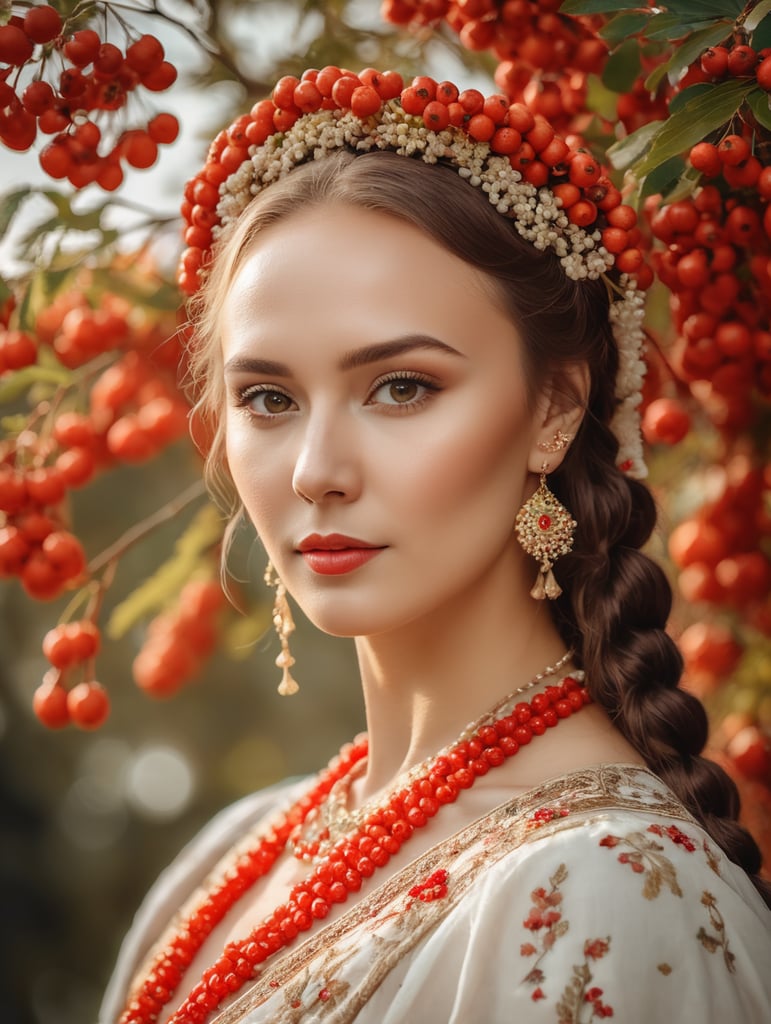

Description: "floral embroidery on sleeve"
556 938 614 1022
698 891 737 974
599 831 683 899
520 863 570 1000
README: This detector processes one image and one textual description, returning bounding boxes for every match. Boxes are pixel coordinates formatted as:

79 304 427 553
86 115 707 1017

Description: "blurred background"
1 2 770 1022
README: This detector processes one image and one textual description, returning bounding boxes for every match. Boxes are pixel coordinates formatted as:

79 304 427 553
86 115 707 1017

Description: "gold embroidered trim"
211 764 693 1023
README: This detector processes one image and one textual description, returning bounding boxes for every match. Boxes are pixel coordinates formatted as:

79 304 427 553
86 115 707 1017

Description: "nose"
291 407 361 505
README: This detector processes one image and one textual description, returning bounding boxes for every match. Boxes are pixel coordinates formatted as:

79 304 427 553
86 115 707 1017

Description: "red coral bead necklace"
119 658 590 1024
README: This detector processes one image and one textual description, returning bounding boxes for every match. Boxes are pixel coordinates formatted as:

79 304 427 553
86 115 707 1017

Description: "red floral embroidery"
599 831 683 899
584 938 610 960
585 985 614 1018
520 864 569 998
407 868 448 903
527 806 570 829
557 936 614 1022
647 823 697 851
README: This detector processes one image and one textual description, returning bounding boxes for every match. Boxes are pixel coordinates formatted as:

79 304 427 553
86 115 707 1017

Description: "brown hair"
188 148 769 904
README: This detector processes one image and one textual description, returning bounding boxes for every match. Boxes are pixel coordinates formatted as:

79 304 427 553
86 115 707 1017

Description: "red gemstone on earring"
538 514 551 530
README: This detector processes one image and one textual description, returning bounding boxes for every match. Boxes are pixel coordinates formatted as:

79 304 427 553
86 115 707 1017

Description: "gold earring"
537 430 573 454
515 468 577 600
264 561 299 695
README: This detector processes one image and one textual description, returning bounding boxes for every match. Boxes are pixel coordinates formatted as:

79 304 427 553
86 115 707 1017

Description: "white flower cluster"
214 102 648 478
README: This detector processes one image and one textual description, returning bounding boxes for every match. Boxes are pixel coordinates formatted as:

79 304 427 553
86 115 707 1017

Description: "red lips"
297 534 385 575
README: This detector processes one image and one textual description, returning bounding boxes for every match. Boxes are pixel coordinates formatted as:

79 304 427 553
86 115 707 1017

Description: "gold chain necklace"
291 650 577 862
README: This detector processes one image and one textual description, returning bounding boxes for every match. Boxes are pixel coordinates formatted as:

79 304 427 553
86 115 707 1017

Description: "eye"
238 385 296 417
369 373 437 407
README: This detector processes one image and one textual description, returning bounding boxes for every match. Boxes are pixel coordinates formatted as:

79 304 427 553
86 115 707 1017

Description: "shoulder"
411 764 771 1022
98 776 307 1024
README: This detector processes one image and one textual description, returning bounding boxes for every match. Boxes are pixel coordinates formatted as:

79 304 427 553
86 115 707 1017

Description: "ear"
527 362 590 475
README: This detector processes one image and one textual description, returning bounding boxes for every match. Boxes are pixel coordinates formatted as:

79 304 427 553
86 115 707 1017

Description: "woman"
101 67 771 1024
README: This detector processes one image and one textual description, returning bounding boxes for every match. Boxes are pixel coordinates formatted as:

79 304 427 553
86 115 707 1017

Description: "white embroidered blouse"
100 764 771 1024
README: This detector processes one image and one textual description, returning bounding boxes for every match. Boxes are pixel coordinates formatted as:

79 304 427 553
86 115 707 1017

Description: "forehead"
222 202 500 322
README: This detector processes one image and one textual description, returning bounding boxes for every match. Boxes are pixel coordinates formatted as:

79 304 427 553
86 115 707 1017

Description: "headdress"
178 67 649 479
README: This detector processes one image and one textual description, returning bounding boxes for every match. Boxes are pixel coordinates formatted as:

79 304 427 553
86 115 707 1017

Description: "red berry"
21 80 55 115
63 29 101 67
23 5 62 44
568 153 601 188
727 45 757 76
642 397 691 445
717 134 750 166
350 85 381 119
0 24 34 65
422 100 450 131
757 54 771 91
700 46 728 77
141 60 176 91
33 673 70 729
727 726 771 782
126 34 164 75
293 80 323 113
147 112 179 144
689 141 721 177
67 681 110 730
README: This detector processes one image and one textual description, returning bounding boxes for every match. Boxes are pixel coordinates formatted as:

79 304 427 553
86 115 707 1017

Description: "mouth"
296 534 386 575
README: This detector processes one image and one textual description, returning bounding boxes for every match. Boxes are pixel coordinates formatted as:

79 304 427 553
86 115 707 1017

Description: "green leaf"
0 364 71 404
644 62 670 93
639 155 687 201
106 504 224 639
751 13 771 49
0 276 11 308
745 0 771 31
602 38 642 92
560 1 636 14
599 11 650 41
644 14 720 41
606 120 665 171
665 0 742 16
657 21 733 85
0 187 33 237
667 82 714 115
633 79 754 178
17 268 73 330
747 87 771 131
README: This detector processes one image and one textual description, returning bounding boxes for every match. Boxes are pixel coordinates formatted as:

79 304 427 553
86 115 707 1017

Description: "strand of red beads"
120 676 590 1024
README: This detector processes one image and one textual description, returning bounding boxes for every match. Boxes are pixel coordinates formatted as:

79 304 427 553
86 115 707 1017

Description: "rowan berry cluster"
647 170 771 430
36 620 108 729
178 66 646 294
0 275 197 728
668 455 771 620
133 578 225 698
700 42 771 88
0 5 178 190
382 0 605 132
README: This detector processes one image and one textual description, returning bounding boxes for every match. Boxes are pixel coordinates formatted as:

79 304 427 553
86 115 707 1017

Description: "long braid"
552 419 771 906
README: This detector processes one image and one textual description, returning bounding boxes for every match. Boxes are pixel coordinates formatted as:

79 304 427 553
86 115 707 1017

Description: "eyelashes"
233 371 442 419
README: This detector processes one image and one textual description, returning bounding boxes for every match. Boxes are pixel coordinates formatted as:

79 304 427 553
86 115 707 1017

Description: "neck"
353 566 570 801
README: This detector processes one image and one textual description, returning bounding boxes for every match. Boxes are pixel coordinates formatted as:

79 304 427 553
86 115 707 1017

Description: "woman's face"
221 203 547 638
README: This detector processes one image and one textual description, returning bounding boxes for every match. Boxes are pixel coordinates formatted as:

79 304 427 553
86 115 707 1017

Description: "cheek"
398 404 530 524
224 416 282 527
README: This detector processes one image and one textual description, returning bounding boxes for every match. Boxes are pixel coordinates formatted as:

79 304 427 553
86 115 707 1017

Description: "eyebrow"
223 335 466 377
